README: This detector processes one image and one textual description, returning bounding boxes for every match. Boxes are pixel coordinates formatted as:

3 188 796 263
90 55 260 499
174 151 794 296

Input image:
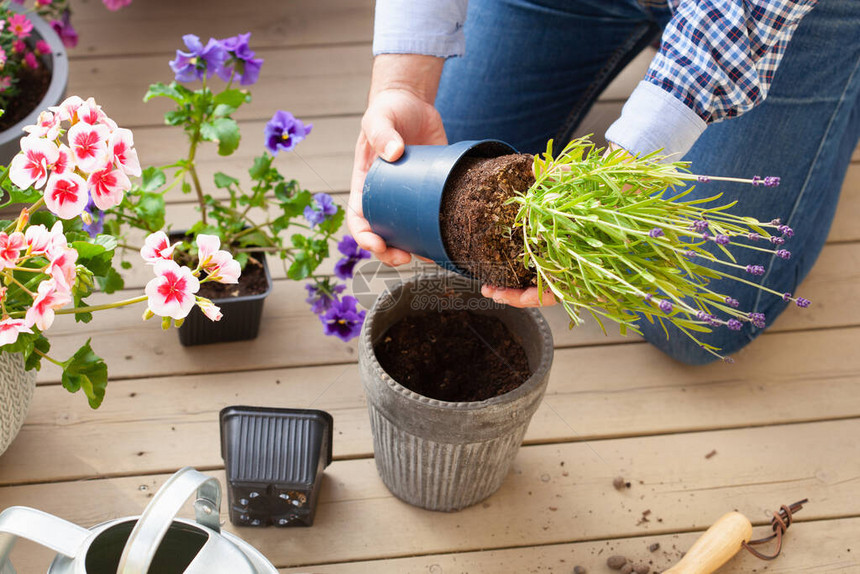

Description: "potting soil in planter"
374 309 531 402
0 66 51 132
440 153 537 289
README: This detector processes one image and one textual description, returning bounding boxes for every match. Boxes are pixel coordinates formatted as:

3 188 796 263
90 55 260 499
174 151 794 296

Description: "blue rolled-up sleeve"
373 0 469 58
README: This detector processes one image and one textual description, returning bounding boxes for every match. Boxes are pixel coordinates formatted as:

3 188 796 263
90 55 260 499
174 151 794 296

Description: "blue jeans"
436 0 860 364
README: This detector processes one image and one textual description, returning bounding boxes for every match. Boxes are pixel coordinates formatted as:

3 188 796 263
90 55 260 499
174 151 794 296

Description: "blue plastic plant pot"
362 140 517 275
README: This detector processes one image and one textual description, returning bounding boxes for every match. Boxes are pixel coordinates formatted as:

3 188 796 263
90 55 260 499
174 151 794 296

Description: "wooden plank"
69 0 374 58
278 517 860 573
68 45 373 128
1 419 858 569
6 325 860 485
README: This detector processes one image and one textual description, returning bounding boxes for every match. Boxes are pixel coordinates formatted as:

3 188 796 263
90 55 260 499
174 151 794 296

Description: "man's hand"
481 284 557 308
348 54 448 267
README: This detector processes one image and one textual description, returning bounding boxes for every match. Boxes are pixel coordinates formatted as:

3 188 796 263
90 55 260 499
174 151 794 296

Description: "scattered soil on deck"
0 65 51 131
374 309 531 402
440 154 537 288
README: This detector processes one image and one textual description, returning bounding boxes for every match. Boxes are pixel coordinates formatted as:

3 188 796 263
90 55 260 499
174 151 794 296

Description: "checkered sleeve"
648 0 818 124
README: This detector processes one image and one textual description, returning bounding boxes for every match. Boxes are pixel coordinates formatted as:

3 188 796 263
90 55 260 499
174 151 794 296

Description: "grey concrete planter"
358 273 554 511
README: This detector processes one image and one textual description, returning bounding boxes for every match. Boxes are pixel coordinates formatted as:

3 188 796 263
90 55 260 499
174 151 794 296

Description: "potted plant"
104 33 367 346
0 96 235 456
0 3 68 165
358 271 553 511
363 137 811 362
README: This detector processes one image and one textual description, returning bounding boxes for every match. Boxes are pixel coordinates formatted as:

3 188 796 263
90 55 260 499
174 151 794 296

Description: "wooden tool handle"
663 512 753 574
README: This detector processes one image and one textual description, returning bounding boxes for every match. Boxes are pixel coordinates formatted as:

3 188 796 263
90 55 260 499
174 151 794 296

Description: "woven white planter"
0 353 36 457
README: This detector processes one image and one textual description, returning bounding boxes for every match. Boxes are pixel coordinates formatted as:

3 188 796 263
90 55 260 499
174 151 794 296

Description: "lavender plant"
512 137 809 361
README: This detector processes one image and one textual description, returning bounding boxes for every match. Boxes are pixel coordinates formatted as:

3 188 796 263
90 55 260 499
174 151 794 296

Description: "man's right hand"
348 54 448 267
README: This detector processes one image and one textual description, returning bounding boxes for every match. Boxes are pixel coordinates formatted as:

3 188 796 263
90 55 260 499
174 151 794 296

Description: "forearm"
369 54 446 104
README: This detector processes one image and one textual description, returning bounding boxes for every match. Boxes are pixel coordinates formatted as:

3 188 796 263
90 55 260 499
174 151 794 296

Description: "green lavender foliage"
510 137 791 359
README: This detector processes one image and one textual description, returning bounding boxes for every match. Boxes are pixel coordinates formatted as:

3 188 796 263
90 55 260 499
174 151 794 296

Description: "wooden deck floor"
1 1 859 572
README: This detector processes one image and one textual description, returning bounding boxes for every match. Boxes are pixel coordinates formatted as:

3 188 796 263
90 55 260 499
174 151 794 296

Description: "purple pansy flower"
169 34 227 83
305 282 346 315
264 110 313 155
334 235 371 280
218 33 263 86
82 197 104 238
304 193 338 227
50 10 78 48
320 295 366 341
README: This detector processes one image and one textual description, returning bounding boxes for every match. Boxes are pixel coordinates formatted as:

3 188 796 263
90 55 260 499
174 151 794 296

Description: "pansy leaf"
200 117 241 156
144 82 185 104
213 172 240 189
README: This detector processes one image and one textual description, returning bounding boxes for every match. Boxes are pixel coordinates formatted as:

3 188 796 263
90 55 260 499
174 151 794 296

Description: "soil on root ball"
440 153 537 289
0 65 51 132
374 309 532 402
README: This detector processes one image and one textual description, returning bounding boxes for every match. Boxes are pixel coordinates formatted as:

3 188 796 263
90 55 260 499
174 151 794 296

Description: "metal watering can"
0 467 277 574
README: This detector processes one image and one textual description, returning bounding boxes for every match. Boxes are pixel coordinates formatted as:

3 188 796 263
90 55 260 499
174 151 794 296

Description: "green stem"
186 134 208 226
54 295 148 316
34 348 64 367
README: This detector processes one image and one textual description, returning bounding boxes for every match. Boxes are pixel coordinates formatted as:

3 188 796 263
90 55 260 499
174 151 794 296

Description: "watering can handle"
116 467 222 574
0 506 91 573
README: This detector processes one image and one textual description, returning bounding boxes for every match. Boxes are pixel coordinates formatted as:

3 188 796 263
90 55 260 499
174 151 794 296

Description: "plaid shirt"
649 0 817 124
374 0 819 155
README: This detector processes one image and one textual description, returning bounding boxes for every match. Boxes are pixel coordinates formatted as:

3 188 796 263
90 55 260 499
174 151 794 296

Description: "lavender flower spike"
796 297 811 308
749 312 766 328
778 225 794 238
658 300 673 313
770 236 785 246
747 233 761 241
648 227 664 238
745 265 765 276
776 249 791 260
715 234 730 245
783 292 793 302
752 176 763 186
693 220 709 232
726 319 743 331
725 296 739 308
763 176 780 187
697 176 710 183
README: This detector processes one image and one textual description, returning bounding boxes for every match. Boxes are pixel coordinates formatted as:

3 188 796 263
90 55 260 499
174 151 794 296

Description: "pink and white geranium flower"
195 234 220 267
0 232 25 269
145 260 200 320
67 122 110 173
44 172 89 220
47 246 78 293
88 164 131 210
22 110 61 141
108 128 141 177
53 145 75 176
49 95 84 123
140 231 177 264
9 136 60 190
0 318 32 346
196 297 223 321
204 250 241 284
25 222 65 257
25 280 72 331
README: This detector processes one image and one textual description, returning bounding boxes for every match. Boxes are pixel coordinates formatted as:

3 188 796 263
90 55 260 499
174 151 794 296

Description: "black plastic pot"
362 140 517 276
176 246 272 346
0 5 69 165
220 406 333 527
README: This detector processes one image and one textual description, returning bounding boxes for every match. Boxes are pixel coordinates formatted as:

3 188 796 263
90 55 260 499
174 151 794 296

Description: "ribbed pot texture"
359 274 554 511
0 353 36 457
